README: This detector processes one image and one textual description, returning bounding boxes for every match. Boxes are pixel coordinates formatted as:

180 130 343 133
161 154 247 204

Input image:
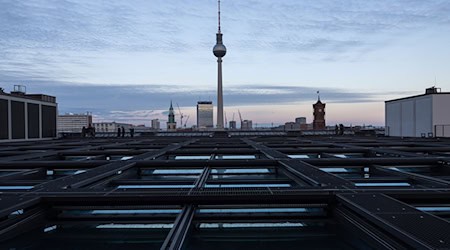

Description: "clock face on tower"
318 109 322 112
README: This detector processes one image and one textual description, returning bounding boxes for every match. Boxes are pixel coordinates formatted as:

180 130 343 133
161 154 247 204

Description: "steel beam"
243 138 355 188
160 205 195 250
338 193 450 249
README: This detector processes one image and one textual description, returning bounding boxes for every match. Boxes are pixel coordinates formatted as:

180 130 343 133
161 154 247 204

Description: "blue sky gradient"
1 0 449 126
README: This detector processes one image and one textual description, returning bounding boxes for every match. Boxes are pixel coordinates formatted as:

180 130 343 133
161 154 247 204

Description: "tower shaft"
217 57 224 129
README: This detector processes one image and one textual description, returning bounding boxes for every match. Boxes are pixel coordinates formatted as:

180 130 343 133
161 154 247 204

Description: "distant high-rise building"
167 101 176 131
1 85 57 141
197 101 213 130
58 113 93 133
284 122 298 131
295 117 308 130
313 94 326 130
229 120 237 130
151 119 160 130
241 120 253 130
295 117 307 125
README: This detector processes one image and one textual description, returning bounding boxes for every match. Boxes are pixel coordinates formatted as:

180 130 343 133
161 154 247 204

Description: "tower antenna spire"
218 0 221 33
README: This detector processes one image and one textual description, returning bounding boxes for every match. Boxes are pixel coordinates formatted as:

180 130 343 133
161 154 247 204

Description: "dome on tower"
213 43 227 57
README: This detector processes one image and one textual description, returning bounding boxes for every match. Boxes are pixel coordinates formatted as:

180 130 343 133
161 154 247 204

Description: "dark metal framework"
1 134 450 249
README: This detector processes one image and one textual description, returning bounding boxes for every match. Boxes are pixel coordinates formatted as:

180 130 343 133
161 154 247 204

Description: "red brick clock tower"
313 92 326 130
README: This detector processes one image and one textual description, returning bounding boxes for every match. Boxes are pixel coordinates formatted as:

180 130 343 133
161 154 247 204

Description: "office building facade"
229 120 237 130
0 87 57 141
197 101 213 130
93 122 133 133
151 119 160 130
58 114 93 133
295 117 306 125
241 120 253 130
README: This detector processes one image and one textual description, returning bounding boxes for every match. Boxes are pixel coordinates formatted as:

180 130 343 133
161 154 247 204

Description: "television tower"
213 0 226 129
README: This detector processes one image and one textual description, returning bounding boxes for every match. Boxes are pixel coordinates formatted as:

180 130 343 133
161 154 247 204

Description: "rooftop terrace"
1 133 450 249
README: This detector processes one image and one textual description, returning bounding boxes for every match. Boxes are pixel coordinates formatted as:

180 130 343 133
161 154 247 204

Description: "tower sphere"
213 43 227 58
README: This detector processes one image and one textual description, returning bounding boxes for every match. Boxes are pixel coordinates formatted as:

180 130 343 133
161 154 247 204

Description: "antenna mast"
218 0 221 33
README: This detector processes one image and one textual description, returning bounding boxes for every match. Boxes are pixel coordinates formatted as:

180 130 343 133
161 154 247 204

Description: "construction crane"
177 103 184 129
184 115 190 128
238 109 243 130
238 109 243 123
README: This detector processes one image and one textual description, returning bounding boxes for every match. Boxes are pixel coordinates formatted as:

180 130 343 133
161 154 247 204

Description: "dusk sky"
1 0 449 127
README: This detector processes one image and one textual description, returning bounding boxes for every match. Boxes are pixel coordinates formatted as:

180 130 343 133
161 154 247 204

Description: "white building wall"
385 102 401 136
415 96 432 137
433 94 450 137
386 94 444 137
401 100 415 137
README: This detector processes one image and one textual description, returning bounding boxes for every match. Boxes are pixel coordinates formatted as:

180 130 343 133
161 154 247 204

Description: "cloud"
224 0 450 59
1 0 448 55
0 79 415 124
0 0 447 126
0 0 448 83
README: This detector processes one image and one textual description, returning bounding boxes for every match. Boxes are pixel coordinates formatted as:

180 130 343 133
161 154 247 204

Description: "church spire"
168 101 176 125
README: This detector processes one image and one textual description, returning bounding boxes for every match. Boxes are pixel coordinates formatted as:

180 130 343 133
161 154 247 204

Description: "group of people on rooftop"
117 126 134 138
81 125 134 138
335 124 345 135
81 125 95 138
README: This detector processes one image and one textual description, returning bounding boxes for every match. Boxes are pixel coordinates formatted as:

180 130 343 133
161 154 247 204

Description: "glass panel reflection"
184 219 371 250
